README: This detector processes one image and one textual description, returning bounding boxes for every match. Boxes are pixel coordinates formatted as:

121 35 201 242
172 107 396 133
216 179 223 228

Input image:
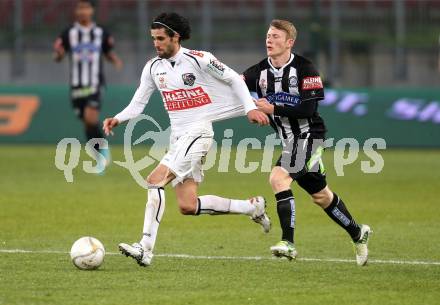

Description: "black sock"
324 193 361 241
275 190 295 243
85 124 104 151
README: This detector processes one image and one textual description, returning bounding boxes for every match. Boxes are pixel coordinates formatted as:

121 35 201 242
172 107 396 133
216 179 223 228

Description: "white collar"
74 22 95 31
267 53 294 72
167 46 187 64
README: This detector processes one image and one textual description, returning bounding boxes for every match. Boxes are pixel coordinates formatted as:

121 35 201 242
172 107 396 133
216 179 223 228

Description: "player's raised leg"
175 179 271 233
198 195 271 233
119 164 174 267
167 125 271 232
311 186 372 266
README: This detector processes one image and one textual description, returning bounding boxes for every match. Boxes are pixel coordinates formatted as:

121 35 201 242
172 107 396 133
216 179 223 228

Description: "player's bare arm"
105 51 123 70
53 38 65 62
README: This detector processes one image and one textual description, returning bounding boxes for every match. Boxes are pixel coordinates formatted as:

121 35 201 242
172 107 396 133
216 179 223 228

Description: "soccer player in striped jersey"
53 0 122 171
243 19 371 266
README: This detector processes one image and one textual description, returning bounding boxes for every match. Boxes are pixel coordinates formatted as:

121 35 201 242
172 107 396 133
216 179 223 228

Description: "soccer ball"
70 236 105 270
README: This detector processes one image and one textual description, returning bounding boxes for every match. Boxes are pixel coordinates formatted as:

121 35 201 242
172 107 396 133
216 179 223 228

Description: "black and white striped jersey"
243 53 326 139
59 22 114 94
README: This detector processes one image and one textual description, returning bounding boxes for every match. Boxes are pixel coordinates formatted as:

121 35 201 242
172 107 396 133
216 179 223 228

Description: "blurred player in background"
243 19 372 266
53 0 122 171
103 12 271 267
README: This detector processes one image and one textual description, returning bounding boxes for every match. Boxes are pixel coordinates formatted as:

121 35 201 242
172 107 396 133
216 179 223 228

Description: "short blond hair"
270 19 297 40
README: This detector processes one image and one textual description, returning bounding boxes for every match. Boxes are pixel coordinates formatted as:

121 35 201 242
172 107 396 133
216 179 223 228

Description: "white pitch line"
1 249 439 266
156 253 440 266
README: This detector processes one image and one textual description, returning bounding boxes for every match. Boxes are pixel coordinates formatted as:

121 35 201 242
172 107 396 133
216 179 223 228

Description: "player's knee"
178 200 198 215
146 169 171 187
269 172 290 192
179 205 197 215
176 193 198 215
311 189 332 207
83 114 99 127
84 119 97 129
311 193 326 206
84 107 99 122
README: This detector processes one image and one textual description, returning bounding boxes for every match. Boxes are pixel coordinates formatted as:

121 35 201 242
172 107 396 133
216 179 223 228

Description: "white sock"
197 195 255 216
140 187 165 251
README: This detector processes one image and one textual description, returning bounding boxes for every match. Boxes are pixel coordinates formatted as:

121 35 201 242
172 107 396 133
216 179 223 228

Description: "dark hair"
77 0 95 7
151 13 191 42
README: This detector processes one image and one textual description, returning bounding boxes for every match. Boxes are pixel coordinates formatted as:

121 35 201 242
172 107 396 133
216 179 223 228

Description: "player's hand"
112 57 123 71
103 118 119 136
247 109 269 126
255 98 274 115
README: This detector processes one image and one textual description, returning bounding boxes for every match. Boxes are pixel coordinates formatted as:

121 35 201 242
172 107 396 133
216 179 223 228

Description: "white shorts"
160 122 214 187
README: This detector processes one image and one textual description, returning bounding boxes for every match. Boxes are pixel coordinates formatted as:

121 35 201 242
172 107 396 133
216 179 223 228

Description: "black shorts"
71 93 101 119
275 135 327 195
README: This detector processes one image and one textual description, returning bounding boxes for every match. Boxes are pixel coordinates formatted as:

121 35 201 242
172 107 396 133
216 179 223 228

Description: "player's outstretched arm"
106 59 156 132
103 118 120 136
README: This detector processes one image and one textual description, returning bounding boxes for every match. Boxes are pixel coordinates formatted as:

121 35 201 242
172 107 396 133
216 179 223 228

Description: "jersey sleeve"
298 60 324 102
59 28 70 51
114 60 157 123
196 51 238 84
242 65 259 94
102 28 114 55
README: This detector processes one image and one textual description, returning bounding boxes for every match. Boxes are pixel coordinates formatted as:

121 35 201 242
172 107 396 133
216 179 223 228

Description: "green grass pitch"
1 145 439 305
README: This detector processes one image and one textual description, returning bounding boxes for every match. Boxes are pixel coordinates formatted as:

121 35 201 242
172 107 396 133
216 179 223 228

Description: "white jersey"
114 47 256 136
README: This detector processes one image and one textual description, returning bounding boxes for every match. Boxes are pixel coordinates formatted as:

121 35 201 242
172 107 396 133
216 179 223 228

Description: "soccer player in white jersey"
103 12 271 267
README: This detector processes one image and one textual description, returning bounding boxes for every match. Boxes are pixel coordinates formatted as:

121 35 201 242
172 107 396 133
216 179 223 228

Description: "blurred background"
0 0 439 146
